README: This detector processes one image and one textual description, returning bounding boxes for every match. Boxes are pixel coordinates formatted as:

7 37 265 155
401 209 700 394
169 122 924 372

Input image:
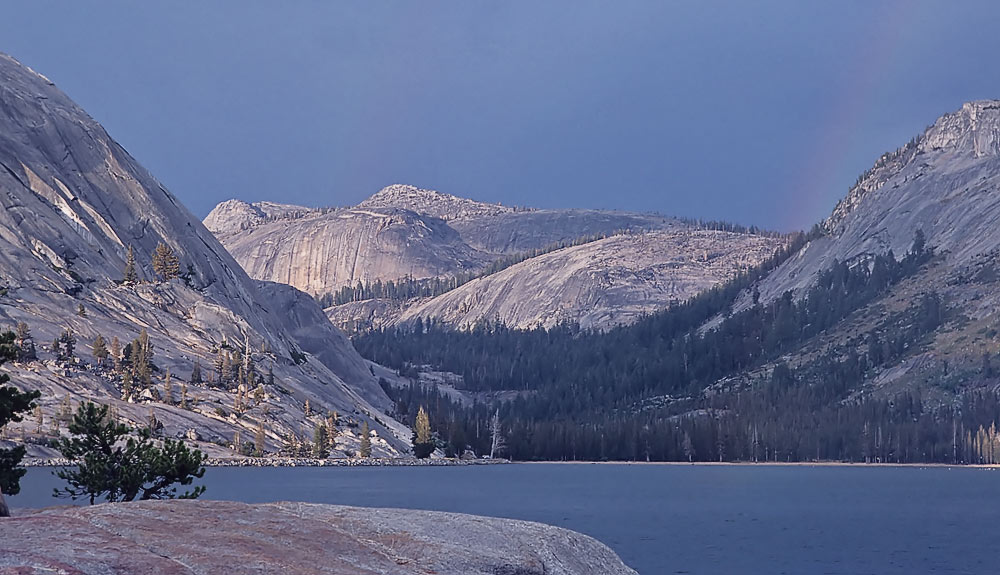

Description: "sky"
2 2 1000 231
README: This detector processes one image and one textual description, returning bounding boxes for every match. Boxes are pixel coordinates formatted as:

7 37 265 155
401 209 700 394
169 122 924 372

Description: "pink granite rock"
0 501 638 575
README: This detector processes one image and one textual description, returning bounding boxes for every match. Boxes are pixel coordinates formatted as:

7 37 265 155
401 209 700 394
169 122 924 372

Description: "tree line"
351 231 983 462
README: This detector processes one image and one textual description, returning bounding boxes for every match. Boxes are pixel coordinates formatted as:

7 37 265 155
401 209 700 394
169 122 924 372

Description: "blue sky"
2 2 998 230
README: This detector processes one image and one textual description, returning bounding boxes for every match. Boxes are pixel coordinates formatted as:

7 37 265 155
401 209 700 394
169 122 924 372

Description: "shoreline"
23 456 512 468
26 457 1000 469
520 460 1000 469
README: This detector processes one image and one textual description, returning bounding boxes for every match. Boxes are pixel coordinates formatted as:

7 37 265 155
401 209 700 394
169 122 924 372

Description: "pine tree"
304 399 312 417
255 420 266 456
412 406 433 459
14 322 35 361
56 329 76 361
54 402 205 503
220 353 233 387
92 334 108 366
313 423 329 458
163 368 173 405
110 336 122 373
151 243 181 281
359 421 372 458
180 383 189 410
123 245 139 284
131 329 152 387
76 303 86 317
254 384 264 405
121 372 134 402
190 360 202 384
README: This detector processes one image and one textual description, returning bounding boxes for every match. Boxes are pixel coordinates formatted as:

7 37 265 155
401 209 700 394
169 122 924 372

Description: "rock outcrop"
395 229 782 330
357 183 516 221
0 500 638 575
202 199 310 240
214 205 491 297
751 100 1000 307
0 52 408 456
209 184 782 330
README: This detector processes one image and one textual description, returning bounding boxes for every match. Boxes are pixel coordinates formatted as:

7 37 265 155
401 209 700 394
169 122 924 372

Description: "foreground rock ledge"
0 500 638 575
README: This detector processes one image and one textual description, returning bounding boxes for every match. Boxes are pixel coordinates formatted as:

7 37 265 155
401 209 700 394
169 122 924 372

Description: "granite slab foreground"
0 500 638 575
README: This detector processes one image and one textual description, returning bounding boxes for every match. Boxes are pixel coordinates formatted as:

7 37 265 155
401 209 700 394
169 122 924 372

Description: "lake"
10 463 1000 574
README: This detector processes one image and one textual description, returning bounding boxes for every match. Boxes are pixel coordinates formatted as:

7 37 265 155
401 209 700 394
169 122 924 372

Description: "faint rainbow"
787 2 916 231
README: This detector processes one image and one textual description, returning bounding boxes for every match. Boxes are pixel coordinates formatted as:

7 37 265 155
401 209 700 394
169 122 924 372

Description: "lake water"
10 463 1000 575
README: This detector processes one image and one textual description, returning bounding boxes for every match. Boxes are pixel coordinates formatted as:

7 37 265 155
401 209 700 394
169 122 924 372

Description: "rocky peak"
827 100 1000 233
358 184 516 220
204 199 310 238
921 100 1000 157
203 199 265 235
0 50 407 455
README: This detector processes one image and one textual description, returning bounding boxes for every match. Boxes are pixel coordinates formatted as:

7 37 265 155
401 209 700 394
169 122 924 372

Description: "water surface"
12 463 999 574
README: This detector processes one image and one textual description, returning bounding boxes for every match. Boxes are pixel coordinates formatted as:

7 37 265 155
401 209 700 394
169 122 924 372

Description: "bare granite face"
394 229 782 331
0 51 411 456
214 204 492 297
746 100 1000 310
0 500 638 575
208 183 781 330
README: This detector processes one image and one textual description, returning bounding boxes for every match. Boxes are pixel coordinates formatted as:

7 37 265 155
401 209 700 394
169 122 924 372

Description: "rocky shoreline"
24 456 511 468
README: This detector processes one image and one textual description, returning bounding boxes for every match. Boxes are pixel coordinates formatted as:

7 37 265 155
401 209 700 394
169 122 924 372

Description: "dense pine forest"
355 231 1000 463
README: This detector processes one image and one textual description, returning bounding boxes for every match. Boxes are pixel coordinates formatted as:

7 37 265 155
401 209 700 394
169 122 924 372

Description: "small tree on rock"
14 322 35 361
92 334 108 367
123 245 139 284
151 243 181 281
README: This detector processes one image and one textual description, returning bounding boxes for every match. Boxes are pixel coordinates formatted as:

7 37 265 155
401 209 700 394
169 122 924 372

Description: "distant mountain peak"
204 198 309 237
358 184 517 220
922 100 1000 157
827 100 1000 233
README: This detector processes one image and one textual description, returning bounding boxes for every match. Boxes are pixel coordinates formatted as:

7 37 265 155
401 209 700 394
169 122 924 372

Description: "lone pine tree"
123 245 139 284
151 242 181 281
412 406 433 459
54 402 206 504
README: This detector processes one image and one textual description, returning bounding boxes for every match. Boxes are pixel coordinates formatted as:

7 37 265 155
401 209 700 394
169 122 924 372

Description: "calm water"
10 463 1000 575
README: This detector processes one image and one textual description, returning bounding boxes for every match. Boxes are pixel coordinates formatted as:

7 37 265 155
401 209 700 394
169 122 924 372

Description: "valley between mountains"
5 46 1000 465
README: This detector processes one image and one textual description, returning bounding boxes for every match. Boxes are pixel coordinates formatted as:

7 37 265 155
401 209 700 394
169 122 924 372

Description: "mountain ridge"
208 183 782 331
0 52 410 458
